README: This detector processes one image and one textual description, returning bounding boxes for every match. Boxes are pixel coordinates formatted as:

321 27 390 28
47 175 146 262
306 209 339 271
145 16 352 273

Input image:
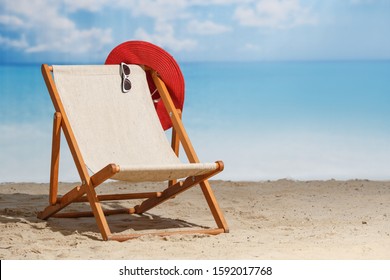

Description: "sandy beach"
0 179 389 259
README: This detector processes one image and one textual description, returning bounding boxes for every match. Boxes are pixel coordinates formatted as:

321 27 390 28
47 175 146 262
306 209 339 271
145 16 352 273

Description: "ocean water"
1 61 389 182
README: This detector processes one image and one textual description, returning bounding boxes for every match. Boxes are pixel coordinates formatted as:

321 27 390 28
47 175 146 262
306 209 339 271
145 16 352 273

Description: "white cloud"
234 0 317 29
243 43 260 51
0 0 243 58
0 15 24 28
128 1 200 52
129 0 190 22
25 28 112 54
187 0 252 5
62 0 112 12
0 0 113 55
0 0 205 56
187 19 231 35
134 22 197 52
349 0 376 4
0 35 28 49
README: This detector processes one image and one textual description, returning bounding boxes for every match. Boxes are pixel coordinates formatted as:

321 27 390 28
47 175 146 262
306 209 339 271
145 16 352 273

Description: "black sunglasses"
120 62 131 93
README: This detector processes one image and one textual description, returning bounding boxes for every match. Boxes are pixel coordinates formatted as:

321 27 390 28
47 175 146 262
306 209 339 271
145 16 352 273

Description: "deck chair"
37 64 229 241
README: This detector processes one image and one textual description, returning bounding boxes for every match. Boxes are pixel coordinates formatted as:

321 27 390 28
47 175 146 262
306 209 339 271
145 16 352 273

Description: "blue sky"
0 0 389 63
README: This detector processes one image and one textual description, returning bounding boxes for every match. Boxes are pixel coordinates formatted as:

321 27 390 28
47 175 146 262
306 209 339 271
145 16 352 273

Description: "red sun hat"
105 41 185 130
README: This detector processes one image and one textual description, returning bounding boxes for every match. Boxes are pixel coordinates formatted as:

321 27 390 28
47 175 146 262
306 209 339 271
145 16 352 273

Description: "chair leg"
199 180 229 233
38 164 119 240
168 109 182 188
151 73 229 232
49 112 62 205
38 183 87 220
84 180 111 241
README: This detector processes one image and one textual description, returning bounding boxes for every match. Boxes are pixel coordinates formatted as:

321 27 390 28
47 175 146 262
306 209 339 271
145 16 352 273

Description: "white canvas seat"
53 65 218 182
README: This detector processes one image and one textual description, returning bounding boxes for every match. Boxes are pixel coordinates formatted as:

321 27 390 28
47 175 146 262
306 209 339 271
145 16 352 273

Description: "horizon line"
1 58 390 66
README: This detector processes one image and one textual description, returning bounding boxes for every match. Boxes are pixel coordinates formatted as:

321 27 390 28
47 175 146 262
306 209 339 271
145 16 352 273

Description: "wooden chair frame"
37 64 229 241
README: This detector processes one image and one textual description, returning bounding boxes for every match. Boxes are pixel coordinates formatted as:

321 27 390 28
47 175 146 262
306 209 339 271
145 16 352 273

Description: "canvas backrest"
52 65 181 174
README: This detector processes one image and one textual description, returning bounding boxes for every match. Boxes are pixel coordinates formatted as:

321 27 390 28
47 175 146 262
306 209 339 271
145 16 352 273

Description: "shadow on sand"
0 192 209 241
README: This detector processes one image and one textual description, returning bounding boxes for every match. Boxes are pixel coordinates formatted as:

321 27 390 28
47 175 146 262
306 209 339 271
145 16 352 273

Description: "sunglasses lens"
123 79 131 91
122 64 130 76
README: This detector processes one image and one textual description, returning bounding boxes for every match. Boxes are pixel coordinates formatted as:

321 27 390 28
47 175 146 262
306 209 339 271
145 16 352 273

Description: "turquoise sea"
1 61 389 182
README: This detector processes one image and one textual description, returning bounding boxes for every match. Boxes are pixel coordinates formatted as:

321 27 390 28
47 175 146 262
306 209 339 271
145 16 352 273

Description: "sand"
0 179 389 259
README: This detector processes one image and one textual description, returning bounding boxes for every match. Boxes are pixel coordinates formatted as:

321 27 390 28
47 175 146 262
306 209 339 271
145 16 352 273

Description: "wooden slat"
199 179 229 233
41 64 90 184
151 71 200 163
151 71 229 233
84 178 111 240
53 208 136 218
168 109 182 187
38 184 85 220
49 112 62 205
108 228 224 242
41 64 117 240
135 163 223 214
90 164 120 187
38 163 120 220
74 192 162 203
